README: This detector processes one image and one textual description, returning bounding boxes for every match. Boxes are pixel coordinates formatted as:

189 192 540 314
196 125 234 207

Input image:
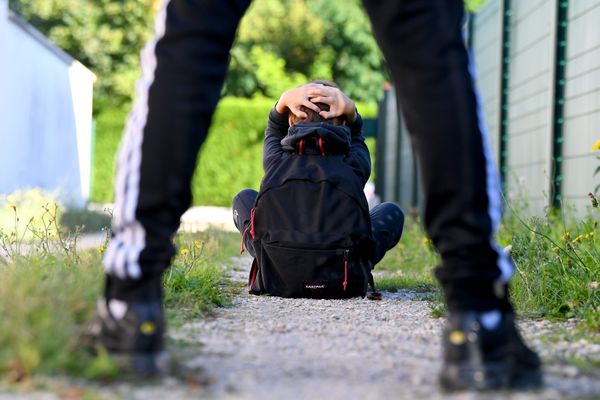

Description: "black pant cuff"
436 269 512 312
104 274 163 302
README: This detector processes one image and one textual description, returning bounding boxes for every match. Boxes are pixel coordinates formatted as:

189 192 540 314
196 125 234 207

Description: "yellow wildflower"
8 204 16 211
561 232 571 242
97 246 106 254
180 248 189 256
591 140 600 152
572 235 583 244
421 237 432 245
194 240 203 249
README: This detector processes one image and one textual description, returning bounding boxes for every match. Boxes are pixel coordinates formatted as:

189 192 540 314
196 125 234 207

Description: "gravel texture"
2 255 599 400
168 256 600 400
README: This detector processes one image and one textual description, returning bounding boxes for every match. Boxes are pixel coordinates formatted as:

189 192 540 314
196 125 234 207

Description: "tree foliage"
223 0 386 103
11 0 486 108
464 0 490 12
9 0 156 109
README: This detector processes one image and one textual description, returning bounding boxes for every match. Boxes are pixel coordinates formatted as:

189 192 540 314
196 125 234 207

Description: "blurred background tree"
8 0 489 204
224 0 386 102
10 0 386 107
10 0 488 109
9 0 156 111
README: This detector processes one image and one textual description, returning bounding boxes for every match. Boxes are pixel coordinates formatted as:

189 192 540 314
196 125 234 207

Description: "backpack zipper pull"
343 249 349 291
240 226 250 255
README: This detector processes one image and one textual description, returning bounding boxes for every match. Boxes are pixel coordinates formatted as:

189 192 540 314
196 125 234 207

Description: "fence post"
498 0 512 191
376 86 399 203
550 0 569 209
375 89 386 201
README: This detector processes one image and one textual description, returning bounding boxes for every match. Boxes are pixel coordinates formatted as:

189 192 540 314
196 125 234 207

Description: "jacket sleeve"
345 111 371 185
263 106 289 172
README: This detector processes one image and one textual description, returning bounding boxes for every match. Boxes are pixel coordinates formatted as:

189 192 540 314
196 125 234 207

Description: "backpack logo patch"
304 281 327 291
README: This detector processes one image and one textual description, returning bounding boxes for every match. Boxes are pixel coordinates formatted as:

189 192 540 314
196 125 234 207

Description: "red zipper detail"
249 259 258 289
240 226 250 255
299 139 304 155
343 250 349 291
249 208 256 239
318 137 325 156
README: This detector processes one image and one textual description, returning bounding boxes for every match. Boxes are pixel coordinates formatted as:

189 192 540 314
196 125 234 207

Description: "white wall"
0 0 95 205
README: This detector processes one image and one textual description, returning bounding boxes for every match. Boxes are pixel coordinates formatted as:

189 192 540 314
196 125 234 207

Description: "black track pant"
232 189 404 266
103 0 512 311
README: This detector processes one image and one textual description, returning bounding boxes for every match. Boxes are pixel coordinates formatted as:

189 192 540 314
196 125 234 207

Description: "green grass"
164 230 240 319
372 217 442 314
0 205 239 382
373 216 439 294
1 196 597 384
0 244 109 380
374 205 599 329
499 206 599 329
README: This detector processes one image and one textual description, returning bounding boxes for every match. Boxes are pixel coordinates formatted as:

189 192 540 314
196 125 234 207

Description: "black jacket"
262 107 371 186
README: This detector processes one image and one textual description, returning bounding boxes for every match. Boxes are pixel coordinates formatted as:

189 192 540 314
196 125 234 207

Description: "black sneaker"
439 311 543 391
84 298 167 376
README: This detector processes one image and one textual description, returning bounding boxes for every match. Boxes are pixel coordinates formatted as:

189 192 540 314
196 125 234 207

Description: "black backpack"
245 122 377 299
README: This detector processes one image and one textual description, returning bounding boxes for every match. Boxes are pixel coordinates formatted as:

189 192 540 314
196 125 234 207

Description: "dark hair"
291 80 345 126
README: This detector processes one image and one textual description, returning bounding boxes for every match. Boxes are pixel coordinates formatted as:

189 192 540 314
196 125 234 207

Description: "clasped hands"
275 83 357 123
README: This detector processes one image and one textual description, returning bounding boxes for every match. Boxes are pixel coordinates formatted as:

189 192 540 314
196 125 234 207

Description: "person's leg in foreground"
362 0 542 391
87 0 251 374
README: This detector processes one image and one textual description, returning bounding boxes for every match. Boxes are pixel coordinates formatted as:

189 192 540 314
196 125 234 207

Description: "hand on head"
308 84 357 122
276 82 357 123
275 83 323 119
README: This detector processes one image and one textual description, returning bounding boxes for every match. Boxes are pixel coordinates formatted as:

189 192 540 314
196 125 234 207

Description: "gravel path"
168 256 600 400
2 255 599 400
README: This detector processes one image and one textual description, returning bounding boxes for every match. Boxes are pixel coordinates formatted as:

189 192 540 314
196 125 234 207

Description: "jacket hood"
280 122 351 155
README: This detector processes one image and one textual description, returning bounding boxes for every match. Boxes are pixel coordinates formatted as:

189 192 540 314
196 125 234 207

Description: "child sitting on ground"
233 81 404 298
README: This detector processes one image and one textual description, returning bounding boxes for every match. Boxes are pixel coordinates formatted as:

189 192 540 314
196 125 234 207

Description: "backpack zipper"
240 226 250 254
342 249 349 291
240 207 256 254
250 208 256 239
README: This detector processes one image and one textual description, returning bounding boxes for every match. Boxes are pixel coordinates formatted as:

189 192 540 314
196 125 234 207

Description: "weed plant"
0 204 109 380
0 205 235 382
500 204 599 329
377 201 599 329
164 231 240 318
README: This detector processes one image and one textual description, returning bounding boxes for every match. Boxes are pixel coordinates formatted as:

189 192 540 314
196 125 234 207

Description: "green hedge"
92 105 130 204
92 97 377 206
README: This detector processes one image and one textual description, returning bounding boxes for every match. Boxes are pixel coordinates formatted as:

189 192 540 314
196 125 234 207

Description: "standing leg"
90 0 252 374
362 0 542 391
369 202 404 266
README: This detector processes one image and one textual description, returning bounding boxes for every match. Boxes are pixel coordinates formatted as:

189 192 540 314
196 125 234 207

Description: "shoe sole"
440 361 543 392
